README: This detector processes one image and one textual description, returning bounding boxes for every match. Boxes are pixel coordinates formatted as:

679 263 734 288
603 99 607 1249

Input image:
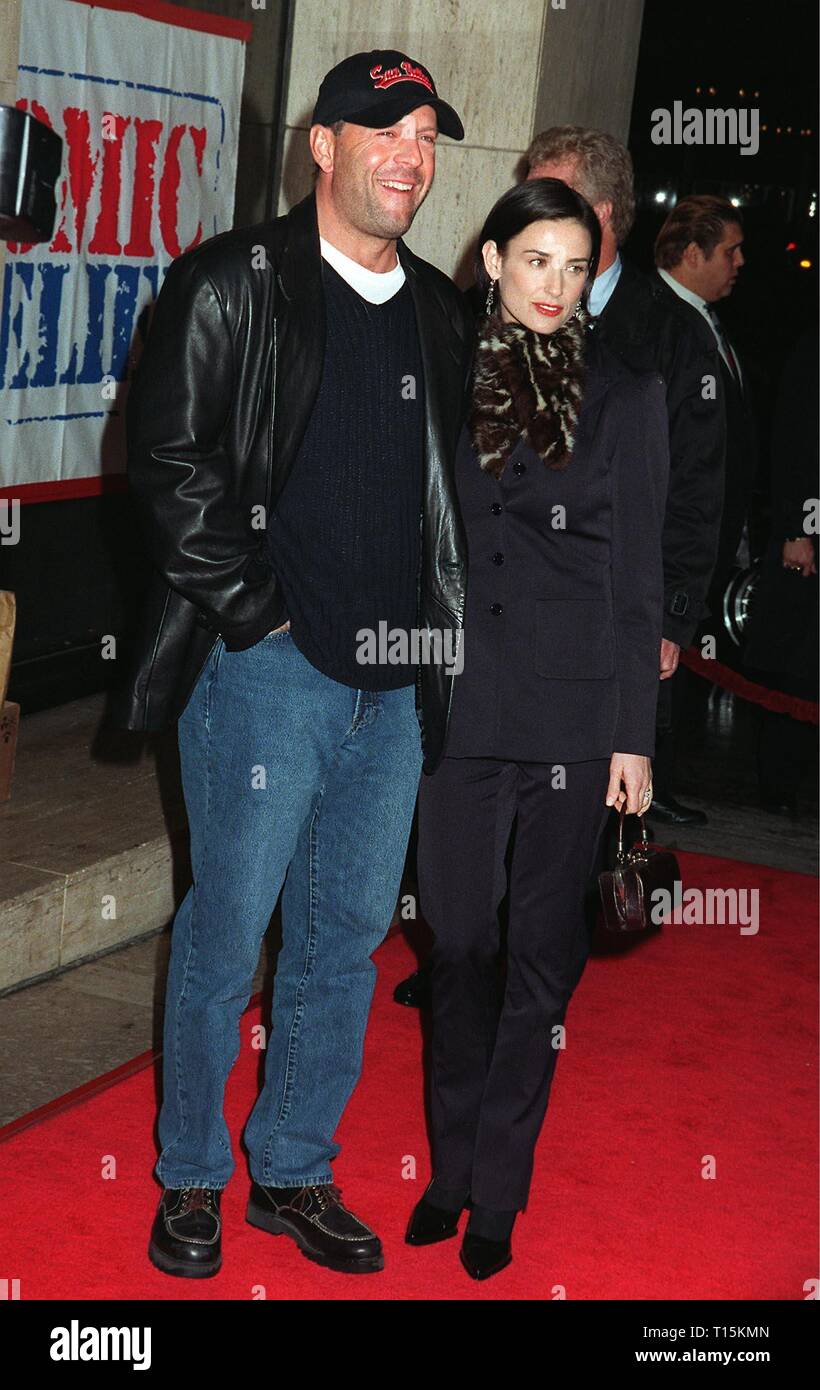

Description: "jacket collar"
595 256 649 344
276 189 323 302
651 267 722 356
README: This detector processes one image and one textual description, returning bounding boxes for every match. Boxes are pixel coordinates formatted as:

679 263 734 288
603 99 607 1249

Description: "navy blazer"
442 329 670 764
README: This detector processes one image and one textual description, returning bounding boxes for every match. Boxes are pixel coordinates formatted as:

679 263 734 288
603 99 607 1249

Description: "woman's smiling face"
482 218 593 333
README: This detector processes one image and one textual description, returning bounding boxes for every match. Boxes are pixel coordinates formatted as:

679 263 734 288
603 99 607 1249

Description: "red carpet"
2 850 816 1300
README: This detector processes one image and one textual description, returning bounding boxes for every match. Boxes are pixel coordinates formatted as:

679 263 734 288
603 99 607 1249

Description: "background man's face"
323 105 438 239
694 221 745 301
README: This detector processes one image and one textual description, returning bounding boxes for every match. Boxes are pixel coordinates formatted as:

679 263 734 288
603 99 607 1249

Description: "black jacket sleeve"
610 373 670 754
125 254 283 642
658 314 727 646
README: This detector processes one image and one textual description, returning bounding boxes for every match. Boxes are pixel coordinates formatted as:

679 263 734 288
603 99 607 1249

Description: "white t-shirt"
319 235 406 304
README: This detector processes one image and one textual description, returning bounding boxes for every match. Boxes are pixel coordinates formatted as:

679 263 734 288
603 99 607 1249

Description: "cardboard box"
0 701 19 803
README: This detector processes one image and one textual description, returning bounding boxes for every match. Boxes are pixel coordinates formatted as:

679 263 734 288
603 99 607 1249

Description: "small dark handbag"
598 807 680 933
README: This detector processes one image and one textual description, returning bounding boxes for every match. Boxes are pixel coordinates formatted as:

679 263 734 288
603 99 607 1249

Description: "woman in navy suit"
406 180 670 1279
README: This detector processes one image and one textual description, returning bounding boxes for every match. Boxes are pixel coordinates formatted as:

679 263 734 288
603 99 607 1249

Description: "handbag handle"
615 804 650 860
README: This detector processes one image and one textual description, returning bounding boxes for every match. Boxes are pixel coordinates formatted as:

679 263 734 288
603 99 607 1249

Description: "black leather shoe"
148 1186 222 1278
393 961 432 1008
460 1231 512 1280
246 1181 383 1273
648 796 708 826
405 1187 464 1245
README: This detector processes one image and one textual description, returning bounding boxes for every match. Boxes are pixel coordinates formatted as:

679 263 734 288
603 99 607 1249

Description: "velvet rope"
679 647 819 725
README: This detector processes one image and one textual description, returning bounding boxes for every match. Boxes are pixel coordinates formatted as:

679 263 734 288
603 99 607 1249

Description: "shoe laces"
291 1182 343 1214
178 1186 217 1215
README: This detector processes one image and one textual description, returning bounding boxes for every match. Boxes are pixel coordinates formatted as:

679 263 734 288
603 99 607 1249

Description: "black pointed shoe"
246 1181 384 1273
148 1186 222 1278
460 1231 512 1281
648 796 707 826
393 961 433 1009
405 1186 464 1245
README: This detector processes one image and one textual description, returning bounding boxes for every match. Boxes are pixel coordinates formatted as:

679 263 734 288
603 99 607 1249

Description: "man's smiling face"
321 105 438 239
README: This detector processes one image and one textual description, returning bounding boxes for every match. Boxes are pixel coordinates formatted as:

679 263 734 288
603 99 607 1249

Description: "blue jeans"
155 630 423 1190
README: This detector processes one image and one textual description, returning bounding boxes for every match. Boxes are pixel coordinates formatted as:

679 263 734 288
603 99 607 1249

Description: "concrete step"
0 695 188 994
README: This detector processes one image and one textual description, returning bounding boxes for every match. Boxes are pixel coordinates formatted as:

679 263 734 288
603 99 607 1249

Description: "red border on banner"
65 0 252 41
0 475 129 504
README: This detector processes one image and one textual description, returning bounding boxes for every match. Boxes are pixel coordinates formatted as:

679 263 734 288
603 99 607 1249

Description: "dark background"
626 0 818 509
2 0 817 713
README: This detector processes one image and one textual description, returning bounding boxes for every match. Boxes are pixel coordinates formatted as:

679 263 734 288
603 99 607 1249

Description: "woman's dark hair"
474 178 602 309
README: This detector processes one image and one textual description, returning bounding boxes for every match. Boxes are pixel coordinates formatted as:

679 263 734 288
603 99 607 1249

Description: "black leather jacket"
110 190 473 772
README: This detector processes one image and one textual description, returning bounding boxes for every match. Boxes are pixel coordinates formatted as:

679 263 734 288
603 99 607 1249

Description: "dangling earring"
485 278 497 316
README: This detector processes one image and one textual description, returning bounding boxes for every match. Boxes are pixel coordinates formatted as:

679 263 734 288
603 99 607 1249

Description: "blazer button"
491 552 504 565
490 602 503 615
490 502 502 515
512 459 526 475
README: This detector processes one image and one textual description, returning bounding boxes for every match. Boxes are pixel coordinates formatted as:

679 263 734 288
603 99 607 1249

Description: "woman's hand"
606 753 652 814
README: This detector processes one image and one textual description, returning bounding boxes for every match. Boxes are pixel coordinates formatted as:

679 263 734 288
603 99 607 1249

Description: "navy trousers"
417 755 611 1211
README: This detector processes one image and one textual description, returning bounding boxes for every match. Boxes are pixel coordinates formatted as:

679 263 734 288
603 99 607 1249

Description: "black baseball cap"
311 50 464 141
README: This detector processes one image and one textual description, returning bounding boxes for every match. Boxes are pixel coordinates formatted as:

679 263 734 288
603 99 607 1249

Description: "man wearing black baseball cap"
122 51 472 1281
313 49 464 139
309 50 464 251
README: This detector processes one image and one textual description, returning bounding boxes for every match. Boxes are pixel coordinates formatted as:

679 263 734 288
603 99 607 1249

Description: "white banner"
0 0 247 501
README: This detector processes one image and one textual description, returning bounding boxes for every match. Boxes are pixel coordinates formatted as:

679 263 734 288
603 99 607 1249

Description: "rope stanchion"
679 647 819 725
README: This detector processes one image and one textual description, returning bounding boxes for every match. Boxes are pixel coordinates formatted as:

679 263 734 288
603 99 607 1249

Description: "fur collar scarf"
469 305 589 478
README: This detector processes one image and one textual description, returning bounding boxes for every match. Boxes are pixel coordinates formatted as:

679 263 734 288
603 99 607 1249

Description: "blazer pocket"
534 599 615 679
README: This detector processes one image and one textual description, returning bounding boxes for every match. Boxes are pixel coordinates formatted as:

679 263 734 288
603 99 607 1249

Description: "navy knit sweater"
266 261 425 689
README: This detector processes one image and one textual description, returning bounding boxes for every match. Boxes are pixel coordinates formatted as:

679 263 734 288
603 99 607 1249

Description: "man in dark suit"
651 195 757 806
655 195 756 637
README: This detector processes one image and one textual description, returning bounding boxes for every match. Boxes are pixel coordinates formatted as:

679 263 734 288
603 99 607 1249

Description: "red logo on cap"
370 61 434 94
